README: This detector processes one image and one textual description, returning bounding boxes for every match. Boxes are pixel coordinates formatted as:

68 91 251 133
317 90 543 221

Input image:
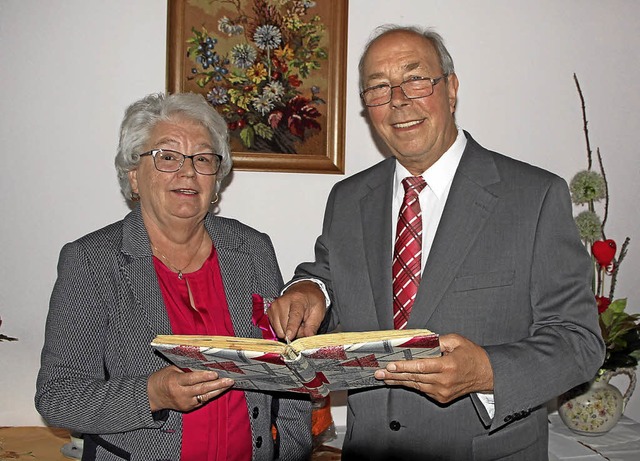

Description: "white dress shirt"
392 127 466 271
392 128 495 418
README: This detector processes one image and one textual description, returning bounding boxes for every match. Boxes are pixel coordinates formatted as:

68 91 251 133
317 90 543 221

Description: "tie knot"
402 176 427 197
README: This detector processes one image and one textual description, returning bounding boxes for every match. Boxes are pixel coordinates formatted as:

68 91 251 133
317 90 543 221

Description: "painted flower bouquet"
570 74 639 372
186 0 328 153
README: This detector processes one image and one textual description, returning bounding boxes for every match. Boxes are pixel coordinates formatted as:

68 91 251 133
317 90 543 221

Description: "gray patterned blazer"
36 207 312 461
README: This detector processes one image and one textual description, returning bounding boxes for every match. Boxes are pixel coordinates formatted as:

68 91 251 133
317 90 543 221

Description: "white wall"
2 0 639 428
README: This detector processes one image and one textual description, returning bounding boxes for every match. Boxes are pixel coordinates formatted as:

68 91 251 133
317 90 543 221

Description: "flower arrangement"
186 0 328 153
569 74 639 371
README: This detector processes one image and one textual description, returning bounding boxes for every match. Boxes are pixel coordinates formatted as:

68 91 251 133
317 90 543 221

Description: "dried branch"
608 237 630 300
573 73 593 170
596 147 610 238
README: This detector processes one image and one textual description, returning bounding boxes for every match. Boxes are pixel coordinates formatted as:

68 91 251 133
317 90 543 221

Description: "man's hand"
374 333 494 403
268 281 326 340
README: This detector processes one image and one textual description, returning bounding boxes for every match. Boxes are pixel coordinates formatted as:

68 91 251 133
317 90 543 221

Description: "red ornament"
592 239 617 267
595 296 612 314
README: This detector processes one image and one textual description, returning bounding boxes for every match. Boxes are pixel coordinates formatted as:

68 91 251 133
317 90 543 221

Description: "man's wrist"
281 278 331 309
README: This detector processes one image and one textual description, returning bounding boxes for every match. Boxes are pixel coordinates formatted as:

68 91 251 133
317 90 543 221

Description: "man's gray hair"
358 24 455 91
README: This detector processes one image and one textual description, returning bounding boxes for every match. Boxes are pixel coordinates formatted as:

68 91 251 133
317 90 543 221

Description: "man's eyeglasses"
139 149 223 176
360 75 447 107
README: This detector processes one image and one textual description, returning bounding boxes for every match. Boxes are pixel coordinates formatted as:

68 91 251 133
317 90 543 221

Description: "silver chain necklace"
151 232 206 280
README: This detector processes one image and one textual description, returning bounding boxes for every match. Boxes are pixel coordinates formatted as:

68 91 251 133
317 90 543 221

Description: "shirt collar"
394 127 466 199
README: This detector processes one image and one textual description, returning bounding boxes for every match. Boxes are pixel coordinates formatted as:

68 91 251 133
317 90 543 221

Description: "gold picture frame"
167 0 348 173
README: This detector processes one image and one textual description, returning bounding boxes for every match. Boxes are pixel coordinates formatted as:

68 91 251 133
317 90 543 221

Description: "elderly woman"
35 93 312 460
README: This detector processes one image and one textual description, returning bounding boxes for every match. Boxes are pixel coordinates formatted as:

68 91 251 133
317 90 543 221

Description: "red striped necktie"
393 176 427 329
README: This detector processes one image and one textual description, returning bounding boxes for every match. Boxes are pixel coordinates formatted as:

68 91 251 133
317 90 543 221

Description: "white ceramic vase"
558 367 636 436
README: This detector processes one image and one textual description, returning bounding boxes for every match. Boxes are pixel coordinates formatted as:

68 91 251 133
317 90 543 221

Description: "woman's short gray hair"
358 24 455 91
115 92 232 201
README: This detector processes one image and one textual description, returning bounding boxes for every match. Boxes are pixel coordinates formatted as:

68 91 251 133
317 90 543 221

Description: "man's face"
362 31 459 175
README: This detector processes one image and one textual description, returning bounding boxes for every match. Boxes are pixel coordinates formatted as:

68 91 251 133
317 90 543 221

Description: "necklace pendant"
178 271 184 280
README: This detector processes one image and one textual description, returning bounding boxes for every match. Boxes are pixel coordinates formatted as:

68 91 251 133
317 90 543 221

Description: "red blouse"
154 246 252 461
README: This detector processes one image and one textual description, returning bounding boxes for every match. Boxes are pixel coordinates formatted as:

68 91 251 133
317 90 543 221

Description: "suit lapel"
361 158 396 330
120 207 172 335
407 134 501 328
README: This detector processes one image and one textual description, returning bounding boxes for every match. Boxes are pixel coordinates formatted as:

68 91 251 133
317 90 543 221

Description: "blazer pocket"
453 269 515 292
472 416 539 461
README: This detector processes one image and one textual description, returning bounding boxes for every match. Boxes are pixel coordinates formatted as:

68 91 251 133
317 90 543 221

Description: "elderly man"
269 25 604 460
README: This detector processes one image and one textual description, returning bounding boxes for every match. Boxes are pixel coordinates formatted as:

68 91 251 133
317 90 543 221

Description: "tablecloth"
549 413 640 461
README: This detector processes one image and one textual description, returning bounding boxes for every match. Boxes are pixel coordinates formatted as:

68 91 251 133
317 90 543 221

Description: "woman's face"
128 116 217 228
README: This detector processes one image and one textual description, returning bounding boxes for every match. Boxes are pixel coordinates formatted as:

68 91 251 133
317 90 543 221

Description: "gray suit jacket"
36 207 312 461
293 132 605 460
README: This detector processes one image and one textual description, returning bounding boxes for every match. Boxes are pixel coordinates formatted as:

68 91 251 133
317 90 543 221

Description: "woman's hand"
147 365 234 412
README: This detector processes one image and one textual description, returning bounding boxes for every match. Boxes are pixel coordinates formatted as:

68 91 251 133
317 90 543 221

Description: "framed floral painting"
167 0 348 173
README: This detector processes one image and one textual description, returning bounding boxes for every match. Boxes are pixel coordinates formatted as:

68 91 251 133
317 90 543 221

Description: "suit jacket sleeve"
484 174 605 430
35 239 164 434
289 183 341 333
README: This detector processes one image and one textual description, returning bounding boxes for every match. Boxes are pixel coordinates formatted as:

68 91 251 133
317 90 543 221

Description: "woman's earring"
211 193 219 205
131 192 140 202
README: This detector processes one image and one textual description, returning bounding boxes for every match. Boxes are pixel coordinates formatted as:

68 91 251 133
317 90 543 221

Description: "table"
4 418 638 461
548 413 640 461
0 426 339 460
323 416 640 461
0 426 72 460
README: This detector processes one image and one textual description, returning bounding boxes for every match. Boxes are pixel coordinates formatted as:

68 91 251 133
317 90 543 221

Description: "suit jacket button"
252 407 259 419
255 436 263 448
504 415 513 423
389 420 401 431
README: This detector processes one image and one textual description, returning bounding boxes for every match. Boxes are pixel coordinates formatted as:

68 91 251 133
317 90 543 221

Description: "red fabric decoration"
251 294 278 341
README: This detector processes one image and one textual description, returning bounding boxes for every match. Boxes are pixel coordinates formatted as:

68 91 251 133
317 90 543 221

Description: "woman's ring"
196 394 203 405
